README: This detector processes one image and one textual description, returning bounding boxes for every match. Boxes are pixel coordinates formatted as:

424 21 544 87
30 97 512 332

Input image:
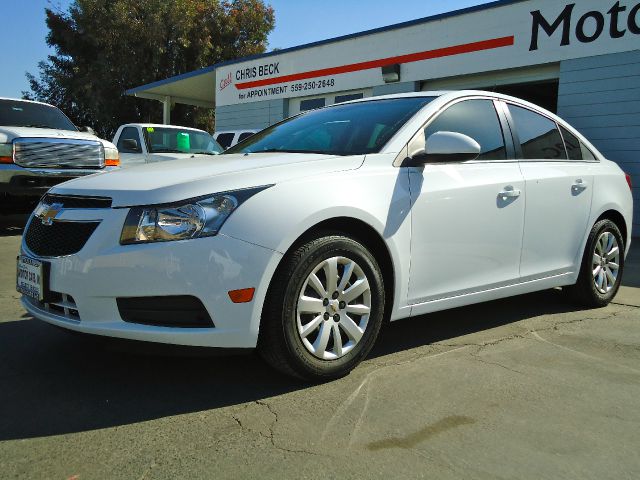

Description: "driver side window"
117 127 142 153
411 99 507 161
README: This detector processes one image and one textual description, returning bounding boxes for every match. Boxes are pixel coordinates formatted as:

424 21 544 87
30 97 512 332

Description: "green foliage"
25 0 275 138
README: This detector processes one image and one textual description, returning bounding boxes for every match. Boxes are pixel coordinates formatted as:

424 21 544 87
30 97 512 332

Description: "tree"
25 0 275 138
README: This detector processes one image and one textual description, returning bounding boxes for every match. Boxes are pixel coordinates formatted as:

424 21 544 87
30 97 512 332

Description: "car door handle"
499 186 521 198
572 179 588 190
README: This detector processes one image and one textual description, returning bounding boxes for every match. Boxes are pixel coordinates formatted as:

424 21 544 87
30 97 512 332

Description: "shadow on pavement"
0 288 585 441
0 214 29 237
370 288 581 358
0 317 301 442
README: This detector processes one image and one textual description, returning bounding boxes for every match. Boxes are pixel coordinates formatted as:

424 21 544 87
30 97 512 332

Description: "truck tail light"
0 143 13 164
625 173 632 190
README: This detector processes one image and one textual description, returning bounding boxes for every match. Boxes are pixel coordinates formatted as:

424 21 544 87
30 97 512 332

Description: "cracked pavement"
1 215 639 479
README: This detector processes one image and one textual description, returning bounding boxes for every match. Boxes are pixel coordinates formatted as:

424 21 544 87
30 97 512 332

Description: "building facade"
128 0 640 233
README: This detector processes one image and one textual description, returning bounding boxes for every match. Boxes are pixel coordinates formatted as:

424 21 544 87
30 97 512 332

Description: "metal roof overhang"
124 0 529 116
125 65 216 109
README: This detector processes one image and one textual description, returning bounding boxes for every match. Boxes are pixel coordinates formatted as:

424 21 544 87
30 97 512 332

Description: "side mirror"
121 139 141 152
409 131 481 165
80 126 96 135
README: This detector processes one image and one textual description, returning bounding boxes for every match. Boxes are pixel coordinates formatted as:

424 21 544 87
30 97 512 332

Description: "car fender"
589 162 634 252
222 160 413 329
571 163 634 281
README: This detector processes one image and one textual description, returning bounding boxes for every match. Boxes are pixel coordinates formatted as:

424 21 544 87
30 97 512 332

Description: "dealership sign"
216 0 640 106
530 2 640 50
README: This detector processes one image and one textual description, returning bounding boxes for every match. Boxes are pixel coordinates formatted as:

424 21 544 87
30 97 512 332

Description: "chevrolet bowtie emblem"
34 202 64 226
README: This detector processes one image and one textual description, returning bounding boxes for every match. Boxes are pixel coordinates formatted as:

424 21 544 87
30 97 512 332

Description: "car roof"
0 96 57 108
343 90 531 105
337 89 559 120
121 123 208 133
214 129 258 134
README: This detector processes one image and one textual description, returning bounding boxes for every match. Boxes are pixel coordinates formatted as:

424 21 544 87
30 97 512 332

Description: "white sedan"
17 91 633 380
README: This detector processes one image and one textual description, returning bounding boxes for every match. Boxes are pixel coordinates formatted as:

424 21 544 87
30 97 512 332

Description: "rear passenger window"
559 125 598 161
238 132 254 142
581 144 596 161
216 133 234 149
423 99 506 160
560 126 582 160
508 105 567 160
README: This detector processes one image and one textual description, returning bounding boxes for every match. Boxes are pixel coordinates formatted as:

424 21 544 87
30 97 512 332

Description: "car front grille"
9 175 78 190
24 219 100 257
14 138 105 168
42 193 113 209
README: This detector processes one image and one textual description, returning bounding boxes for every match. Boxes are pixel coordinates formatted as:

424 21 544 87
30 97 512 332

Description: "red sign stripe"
235 35 515 90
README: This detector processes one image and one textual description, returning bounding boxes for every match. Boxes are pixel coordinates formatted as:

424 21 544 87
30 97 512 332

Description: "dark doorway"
487 80 559 113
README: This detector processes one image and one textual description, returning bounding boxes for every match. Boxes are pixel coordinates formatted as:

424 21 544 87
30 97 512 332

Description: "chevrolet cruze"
17 91 633 380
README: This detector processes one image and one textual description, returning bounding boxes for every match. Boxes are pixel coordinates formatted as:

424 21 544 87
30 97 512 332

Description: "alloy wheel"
296 256 372 360
592 231 621 294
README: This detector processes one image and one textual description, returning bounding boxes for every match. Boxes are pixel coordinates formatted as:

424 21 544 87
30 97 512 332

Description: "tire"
258 234 385 381
566 219 625 308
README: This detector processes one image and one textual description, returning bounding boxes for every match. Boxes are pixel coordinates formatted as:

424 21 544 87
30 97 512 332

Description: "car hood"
119 151 218 167
0 126 116 148
51 152 364 207
149 152 220 161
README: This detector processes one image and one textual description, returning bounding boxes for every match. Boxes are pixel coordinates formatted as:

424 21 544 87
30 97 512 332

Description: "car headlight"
120 186 272 245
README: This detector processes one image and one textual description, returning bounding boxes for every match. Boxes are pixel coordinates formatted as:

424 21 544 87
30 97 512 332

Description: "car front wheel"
258 234 385 381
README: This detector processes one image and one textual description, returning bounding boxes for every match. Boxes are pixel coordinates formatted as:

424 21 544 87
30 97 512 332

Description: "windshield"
225 97 436 156
144 127 223 155
0 99 78 131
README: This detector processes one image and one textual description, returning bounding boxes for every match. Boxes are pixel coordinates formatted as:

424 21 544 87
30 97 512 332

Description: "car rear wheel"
566 219 625 308
258 234 385 381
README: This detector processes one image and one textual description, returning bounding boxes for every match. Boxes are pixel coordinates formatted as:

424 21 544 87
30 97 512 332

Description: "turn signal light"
0 143 13 164
228 288 255 303
625 173 632 190
105 147 120 167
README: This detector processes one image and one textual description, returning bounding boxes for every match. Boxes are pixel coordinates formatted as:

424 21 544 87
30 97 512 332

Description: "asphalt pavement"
0 214 638 479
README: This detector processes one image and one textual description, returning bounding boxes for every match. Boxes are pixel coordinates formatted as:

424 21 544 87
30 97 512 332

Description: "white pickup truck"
0 97 119 213
113 124 223 167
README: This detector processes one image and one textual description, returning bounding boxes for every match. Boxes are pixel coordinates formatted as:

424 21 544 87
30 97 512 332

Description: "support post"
162 96 171 124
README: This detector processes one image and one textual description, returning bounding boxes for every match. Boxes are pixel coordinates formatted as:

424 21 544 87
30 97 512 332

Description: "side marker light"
228 288 255 303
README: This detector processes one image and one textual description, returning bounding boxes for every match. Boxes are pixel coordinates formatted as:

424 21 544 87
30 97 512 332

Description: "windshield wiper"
152 148 183 153
23 124 53 129
249 148 340 155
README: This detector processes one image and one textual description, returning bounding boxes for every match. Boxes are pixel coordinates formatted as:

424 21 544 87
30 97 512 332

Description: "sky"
0 0 494 99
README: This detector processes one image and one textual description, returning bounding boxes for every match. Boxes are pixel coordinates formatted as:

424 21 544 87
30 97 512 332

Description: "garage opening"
422 64 560 113
489 79 559 113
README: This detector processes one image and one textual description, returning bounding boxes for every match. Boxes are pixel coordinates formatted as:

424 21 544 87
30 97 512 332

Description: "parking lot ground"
1 215 638 480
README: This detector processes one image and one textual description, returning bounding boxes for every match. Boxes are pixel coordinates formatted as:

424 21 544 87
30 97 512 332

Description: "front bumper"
1 164 114 198
20 207 283 348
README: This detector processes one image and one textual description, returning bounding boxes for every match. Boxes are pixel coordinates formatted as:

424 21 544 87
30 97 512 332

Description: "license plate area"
16 255 50 302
